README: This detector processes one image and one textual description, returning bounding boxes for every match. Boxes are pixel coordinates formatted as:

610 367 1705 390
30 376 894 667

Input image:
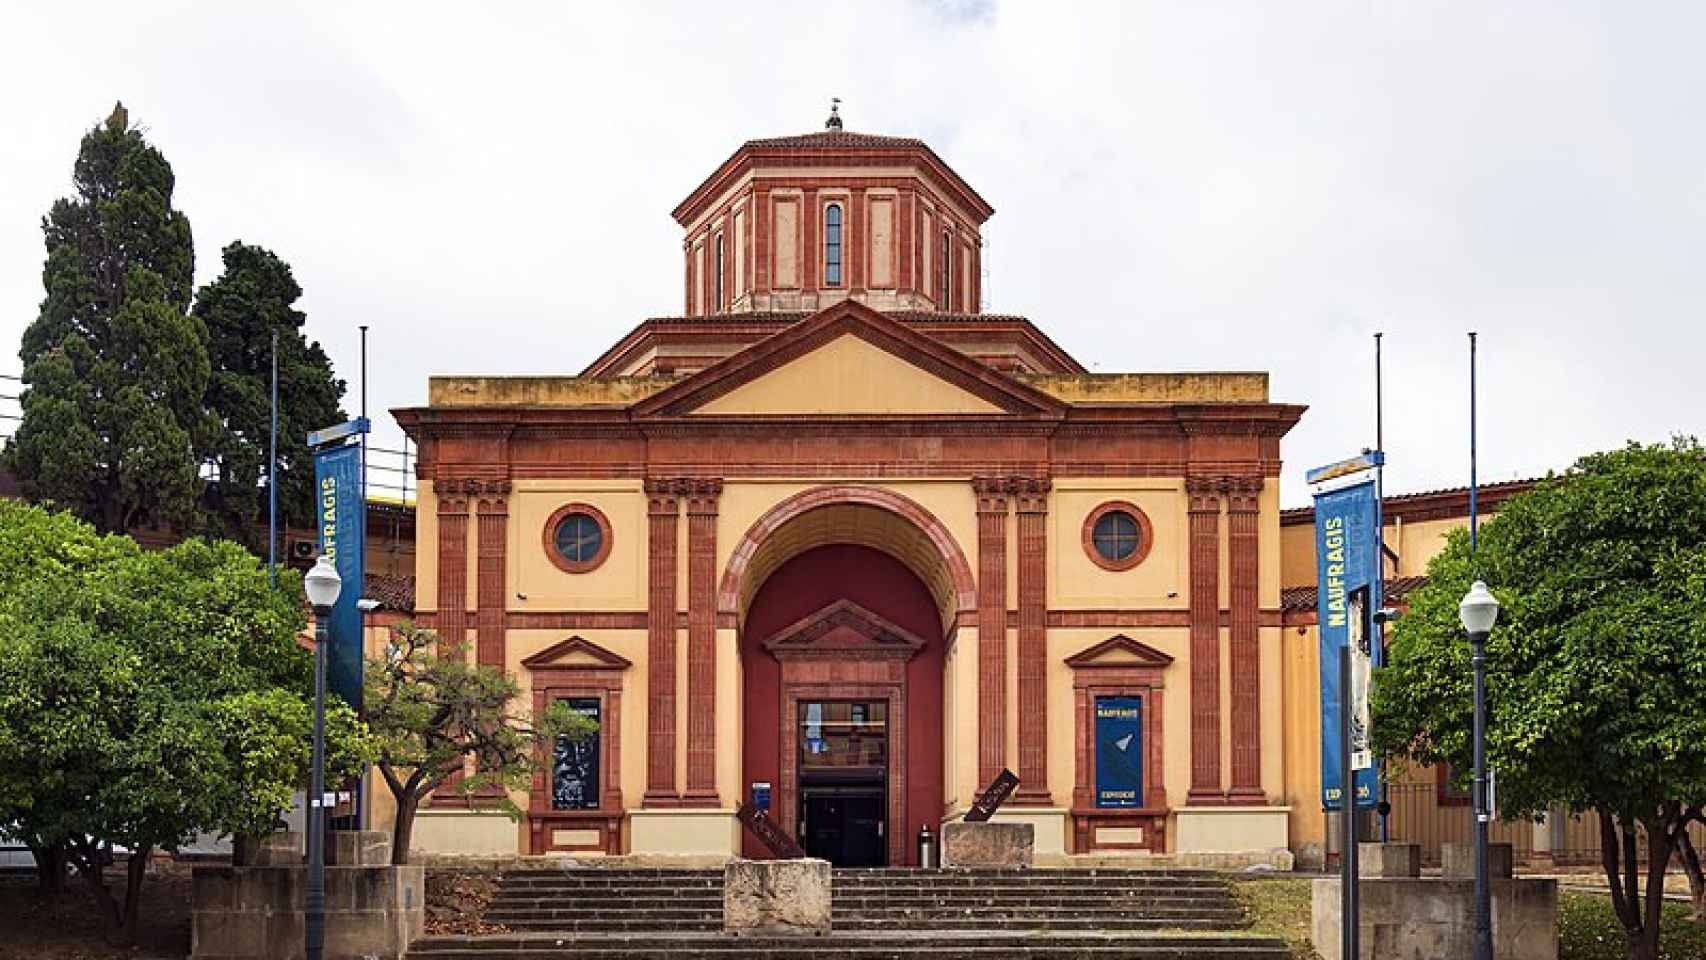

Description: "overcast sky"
3 1 1702 506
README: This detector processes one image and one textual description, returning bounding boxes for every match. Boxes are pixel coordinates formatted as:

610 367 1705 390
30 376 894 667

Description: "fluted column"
474 480 511 669
435 481 472 656
644 479 682 806
973 477 1011 789
1014 477 1051 804
1228 477 1263 800
683 479 722 805
1187 477 1225 803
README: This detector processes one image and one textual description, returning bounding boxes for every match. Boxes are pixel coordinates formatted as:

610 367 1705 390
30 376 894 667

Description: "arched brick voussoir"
718 484 978 631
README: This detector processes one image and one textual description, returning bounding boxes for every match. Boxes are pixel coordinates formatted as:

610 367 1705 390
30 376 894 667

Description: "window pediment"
522 636 633 672
1065 634 1175 671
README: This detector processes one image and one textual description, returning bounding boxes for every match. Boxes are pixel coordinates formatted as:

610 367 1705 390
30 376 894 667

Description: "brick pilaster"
435 481 472 656
897 189 915 296
1227 477 1263 801
1186 476 1225 803
850 187 867 294
644 479 682 805
683 478 722 805
474 480 511 669
802 188 819 292
973 476 1011 789
1014 477 1051 804
754 187 771 297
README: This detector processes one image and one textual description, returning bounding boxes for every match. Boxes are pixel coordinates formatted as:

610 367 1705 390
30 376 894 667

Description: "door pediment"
761 598 927 661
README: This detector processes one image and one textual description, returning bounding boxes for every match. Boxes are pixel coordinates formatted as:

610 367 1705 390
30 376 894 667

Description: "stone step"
498 879 1226 893
833 917 1245 931
408 932 1290 960
834 894 1235 906
833 905 1247 919
482 918 726 933
484 909 723 923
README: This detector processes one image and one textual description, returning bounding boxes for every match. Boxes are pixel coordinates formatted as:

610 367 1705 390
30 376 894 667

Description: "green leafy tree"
1372 439 1706 960
193 242 346 544
0 501 372 941
364 622 594 864
6 103 213 534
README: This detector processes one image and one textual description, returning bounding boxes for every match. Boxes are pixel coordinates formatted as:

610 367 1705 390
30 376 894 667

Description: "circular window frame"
543 503 613 574
1082 501 1154 572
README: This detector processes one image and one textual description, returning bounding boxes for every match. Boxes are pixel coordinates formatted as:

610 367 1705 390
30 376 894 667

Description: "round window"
1083 502 1152 571
543 504 612 573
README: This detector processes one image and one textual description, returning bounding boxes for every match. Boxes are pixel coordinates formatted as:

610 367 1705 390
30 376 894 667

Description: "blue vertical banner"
313 440 365 713
1094 697 1144 808
1313 474 1382 810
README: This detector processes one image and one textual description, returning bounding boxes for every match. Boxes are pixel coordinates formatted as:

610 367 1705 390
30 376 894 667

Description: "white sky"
2 1 1702 506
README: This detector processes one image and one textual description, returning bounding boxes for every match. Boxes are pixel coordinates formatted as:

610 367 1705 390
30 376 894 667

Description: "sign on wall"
312 438 366 713
1094 696 1144 808
1313 473 1382 810
553 698 601 809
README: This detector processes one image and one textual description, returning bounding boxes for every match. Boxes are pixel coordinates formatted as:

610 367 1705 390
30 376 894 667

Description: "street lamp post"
303 556 342 960
1459 580 1501 960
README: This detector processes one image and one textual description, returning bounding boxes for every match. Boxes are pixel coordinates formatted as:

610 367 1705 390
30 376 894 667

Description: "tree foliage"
194 242 346 544
364 623 594 864
0 501 372 940
7 103 212 535
1372 439 1706 960
8 106 347 547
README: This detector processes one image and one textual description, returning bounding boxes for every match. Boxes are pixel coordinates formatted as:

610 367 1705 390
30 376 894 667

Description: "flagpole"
1373 331 1388 843
1469 332 1479 554
268 328 278 586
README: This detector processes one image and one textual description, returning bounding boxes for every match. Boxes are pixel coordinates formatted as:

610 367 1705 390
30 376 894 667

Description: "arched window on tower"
825 203 843 287
715 233 725 312
940 230 951 309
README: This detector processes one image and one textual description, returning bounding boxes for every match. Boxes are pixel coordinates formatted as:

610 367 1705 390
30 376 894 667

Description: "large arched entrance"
727 486 974 866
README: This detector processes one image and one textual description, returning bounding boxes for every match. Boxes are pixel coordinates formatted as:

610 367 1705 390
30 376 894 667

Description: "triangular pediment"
761 598 927 661
521 635 632 671
1065 634 1175 669
633 301 1067 420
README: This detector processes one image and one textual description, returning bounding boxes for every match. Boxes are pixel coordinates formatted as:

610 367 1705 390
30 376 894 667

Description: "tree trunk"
392 796 418 865
1679 830 1706 922
29 842 66 896
68 842 122 929
1635 823 1672 960
121 845 150 945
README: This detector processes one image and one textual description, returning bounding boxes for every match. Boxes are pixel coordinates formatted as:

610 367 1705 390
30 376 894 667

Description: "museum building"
388 110 1312 866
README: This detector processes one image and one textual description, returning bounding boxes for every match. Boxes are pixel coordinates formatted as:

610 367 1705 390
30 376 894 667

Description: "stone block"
328 830 392 866
1358 842 1421 878
190 863 425 959
1311 876 1558 960
1442 841 1514 879
941 821 1034 868
722 858 832 936
249 832 303 866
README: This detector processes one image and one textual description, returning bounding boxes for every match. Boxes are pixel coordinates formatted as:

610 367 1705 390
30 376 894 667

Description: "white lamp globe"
304 554 342 610
1458 580 1500 635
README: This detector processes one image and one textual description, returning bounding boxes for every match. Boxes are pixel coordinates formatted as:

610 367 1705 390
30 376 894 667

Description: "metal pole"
1340 646 1359 960
1469 332 1478 554
357 324 368 831
269 329 278 586
1374 331 1388 844
1472 628 1492 960
306 608 329 960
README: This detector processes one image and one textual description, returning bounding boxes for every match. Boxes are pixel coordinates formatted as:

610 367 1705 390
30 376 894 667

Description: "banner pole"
1341 645 1358 960
1373 332 1388 844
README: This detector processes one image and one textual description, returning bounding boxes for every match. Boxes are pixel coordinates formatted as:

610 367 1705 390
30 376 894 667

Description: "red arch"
718 484 977 625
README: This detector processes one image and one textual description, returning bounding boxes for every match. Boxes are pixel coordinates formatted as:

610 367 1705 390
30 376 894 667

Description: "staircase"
409 867 1292 958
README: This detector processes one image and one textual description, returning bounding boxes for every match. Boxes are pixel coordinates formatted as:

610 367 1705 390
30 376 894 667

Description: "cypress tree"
8 103 212 534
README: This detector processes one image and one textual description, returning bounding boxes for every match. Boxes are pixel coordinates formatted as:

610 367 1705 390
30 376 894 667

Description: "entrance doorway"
797 700 887 866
